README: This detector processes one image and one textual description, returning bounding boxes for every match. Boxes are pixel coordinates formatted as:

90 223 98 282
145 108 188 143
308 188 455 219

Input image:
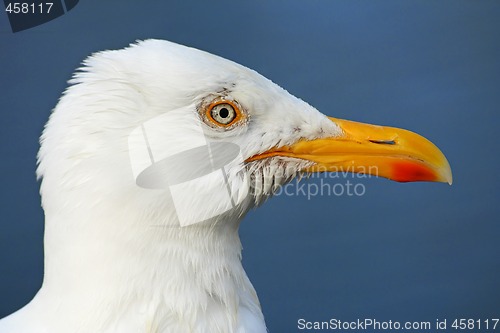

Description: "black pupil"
219 107 230 118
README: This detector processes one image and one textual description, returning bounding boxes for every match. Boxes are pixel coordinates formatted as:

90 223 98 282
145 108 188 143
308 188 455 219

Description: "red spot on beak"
391 160 438 183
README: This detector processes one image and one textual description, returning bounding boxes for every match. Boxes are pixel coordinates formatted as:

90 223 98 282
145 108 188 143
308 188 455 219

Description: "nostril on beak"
369 139 396 145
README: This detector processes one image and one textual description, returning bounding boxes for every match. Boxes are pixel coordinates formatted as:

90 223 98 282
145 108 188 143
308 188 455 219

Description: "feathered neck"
13 195 266 332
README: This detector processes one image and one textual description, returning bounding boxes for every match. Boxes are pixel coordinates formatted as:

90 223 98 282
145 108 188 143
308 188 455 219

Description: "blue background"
1 1 499 332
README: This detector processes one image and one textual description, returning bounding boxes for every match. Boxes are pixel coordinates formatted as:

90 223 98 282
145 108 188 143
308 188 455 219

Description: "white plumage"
0 39 451 333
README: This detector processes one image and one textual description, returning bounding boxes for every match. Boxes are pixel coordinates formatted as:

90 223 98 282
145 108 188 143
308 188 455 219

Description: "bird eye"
206 100 242 127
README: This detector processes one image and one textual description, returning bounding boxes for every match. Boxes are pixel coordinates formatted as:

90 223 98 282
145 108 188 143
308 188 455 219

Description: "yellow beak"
247 117 452 184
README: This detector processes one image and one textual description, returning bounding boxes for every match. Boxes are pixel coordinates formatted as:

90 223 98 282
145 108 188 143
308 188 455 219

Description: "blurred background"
1 1 499 332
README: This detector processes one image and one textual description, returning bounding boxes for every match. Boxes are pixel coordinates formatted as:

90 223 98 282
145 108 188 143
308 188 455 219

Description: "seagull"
0 39 452 333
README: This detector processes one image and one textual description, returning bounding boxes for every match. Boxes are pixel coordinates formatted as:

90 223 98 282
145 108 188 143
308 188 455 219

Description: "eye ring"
205 99 242 127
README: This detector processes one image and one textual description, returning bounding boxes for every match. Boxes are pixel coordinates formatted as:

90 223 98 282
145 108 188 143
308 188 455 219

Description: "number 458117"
5 2 53 14
452 319 499 330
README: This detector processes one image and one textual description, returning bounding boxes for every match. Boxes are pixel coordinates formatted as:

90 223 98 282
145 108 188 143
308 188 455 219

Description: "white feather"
0 39 341 333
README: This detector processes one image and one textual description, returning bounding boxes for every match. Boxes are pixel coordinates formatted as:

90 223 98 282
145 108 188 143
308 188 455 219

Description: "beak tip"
441 158 453 185
436 161 452 185
444 169 453 186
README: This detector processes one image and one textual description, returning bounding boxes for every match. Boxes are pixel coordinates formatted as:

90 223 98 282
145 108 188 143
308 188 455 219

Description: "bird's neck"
24 205 265 333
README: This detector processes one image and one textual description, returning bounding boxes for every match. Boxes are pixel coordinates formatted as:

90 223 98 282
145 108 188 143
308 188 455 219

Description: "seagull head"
39 39 452 220
30 39 452 332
